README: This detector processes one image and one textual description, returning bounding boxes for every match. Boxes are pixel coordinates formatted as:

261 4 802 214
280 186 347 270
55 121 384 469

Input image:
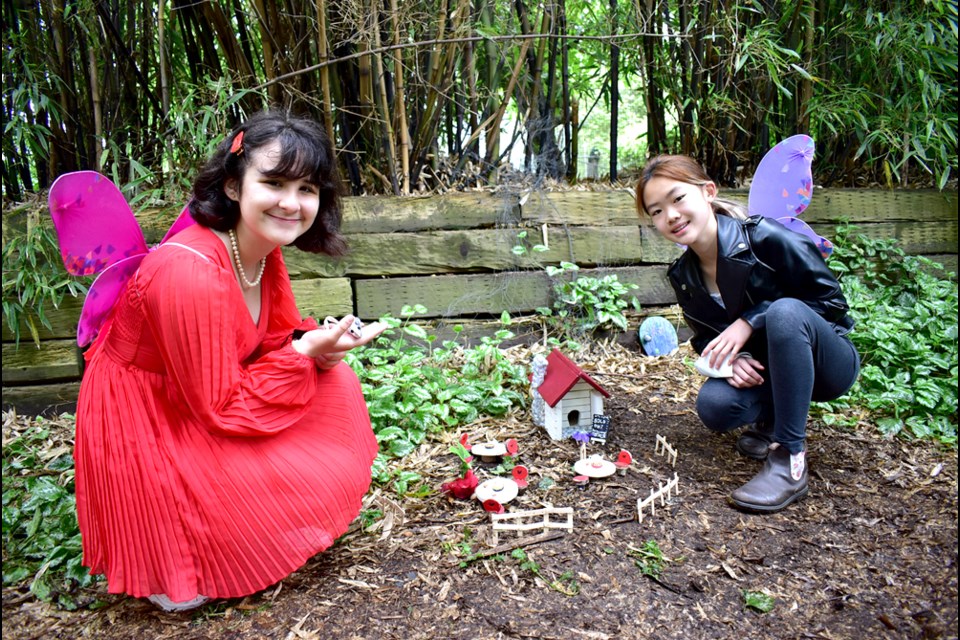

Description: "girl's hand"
704 318 754 368
313 350 348 370
292 315 388 359
728 355 765 388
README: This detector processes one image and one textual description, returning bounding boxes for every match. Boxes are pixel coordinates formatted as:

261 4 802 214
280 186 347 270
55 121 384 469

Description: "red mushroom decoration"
572 474 590 489
511 465 529 490
482 498 505 514
615 449 633 475
505 438 519 457
441 469 479 500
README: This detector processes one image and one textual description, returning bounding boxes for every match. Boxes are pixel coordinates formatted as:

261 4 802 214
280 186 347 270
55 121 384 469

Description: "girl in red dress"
75 111 386 611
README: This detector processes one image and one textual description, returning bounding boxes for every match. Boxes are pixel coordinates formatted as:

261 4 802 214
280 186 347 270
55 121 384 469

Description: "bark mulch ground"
2 344 957 640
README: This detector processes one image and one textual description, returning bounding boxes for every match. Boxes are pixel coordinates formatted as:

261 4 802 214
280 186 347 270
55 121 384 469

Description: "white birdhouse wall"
540 382 608 441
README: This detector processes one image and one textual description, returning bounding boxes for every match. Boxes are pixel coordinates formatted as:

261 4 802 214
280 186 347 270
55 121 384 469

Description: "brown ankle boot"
736 421 774 460
730 444 808 513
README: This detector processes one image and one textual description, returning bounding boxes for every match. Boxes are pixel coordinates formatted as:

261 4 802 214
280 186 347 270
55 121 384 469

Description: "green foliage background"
822 227 959 444
3 0 957 198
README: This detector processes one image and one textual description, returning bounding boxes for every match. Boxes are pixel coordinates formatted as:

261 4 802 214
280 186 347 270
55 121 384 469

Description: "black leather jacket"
667 214 854 358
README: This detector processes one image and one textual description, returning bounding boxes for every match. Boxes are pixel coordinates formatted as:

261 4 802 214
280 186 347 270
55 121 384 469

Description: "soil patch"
3 346 957 640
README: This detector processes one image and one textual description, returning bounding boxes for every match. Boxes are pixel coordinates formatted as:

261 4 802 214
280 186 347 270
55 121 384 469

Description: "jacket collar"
715 215 755 320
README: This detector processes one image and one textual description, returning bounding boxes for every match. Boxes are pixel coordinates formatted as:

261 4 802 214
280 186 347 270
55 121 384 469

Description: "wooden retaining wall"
3 188 957 412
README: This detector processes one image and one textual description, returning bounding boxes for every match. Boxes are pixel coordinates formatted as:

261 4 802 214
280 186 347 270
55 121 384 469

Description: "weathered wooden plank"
284 226 644 278
800 189 957 223
342 192 520 232
924 254 958 277
836 220 958 254
137 194 519 241
1 280 355 343
639 224 685 264
2 339 83 383
638 218 958 265
2 296 83 343
355 265 674 319
717 188 957 223
521 191 640 226
1 382 81 415
290 278 354 320
18 188 959 244
523 189 957 226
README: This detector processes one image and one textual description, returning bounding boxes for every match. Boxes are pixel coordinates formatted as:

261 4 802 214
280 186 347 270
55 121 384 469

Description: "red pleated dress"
75 224 378 602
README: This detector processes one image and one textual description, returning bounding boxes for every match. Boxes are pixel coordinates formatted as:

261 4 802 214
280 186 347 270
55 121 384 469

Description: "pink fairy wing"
748 135 815 219
160 203 197 243
48 171 147 276
77 254 146 346
775 217 834 260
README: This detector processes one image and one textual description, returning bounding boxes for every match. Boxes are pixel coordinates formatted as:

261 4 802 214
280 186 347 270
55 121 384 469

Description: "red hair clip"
229 131 244 155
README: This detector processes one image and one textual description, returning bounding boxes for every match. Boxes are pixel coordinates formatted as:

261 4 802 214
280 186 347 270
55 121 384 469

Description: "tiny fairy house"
532 349 610 440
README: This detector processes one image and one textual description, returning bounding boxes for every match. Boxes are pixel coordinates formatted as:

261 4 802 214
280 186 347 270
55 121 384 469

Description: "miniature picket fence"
490 506 574 544
636 473 680 524
654 434 678 467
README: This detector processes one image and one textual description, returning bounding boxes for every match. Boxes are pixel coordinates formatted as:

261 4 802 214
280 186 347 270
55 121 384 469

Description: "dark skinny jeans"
696 298 860 454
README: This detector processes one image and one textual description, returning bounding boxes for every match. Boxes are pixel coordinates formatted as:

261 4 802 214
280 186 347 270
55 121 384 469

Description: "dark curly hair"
189 110 347 256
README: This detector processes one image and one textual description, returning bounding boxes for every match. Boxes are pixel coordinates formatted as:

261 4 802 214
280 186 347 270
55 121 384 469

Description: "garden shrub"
345 306 529 495
822 226 958 445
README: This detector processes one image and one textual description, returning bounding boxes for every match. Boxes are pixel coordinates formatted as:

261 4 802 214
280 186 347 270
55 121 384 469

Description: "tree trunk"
370 0 399 194
798 0 815 132
316 0 336 145
87 39 102 172
609 0 619 181
390 0 411 194
560 0 572 178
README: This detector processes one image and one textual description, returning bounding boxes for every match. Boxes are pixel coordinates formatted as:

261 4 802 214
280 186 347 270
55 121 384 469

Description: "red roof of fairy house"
538 348 610 408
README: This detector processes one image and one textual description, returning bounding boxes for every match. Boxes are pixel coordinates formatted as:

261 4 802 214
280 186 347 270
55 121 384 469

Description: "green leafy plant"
543 262 640 336
2 415 96 609
2 214 88 346
743 589 776 613
628 539 667 579
510 229 549 257
449 528 499 568
345 306 528 495
822 226 958 444
510 548 580 596
358 508 384 531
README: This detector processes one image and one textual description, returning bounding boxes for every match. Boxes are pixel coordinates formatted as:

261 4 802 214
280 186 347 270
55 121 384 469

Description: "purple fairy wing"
776 217 834 260
76 254 146 346
159 203 197 244
48 171 147 276
748 135 815 219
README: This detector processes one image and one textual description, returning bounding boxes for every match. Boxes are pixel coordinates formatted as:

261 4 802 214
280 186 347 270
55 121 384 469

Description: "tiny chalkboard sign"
590 414 611 444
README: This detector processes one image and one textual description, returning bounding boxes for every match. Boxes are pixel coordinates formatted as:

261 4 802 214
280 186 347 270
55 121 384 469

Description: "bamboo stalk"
316 0 336 146
251 0 279 102
390 0 411 194
370 0 399 194
483 36 533 170
411 0 469 184
158 0 169 115
525 5 550 170
87 41 102 172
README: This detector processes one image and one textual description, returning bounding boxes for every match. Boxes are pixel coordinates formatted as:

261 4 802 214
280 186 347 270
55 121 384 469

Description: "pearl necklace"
227 228 266 288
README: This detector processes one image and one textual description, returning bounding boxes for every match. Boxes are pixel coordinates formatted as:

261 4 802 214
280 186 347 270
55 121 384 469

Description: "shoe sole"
729 485 810 514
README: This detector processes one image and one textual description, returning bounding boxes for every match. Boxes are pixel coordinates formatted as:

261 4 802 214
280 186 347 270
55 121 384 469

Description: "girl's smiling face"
225 140 320 256
642 176 718 250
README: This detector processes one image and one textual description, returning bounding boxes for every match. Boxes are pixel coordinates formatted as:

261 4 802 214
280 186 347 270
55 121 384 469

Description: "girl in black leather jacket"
636 155 860 513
